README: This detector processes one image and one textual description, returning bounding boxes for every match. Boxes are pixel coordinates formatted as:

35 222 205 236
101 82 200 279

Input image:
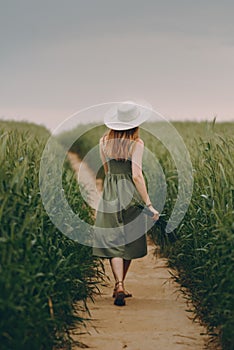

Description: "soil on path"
67 152 211 350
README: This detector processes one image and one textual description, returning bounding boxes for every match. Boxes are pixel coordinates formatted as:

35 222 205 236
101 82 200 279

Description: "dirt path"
68 152 211 350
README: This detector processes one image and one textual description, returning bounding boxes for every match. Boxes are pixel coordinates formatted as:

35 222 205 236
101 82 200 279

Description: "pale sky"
1 0 234 131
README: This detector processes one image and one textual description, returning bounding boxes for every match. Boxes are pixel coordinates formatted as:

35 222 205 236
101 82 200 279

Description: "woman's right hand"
148 205 160 221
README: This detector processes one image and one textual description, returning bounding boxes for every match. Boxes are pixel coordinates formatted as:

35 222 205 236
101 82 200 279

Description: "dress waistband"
106 159 132 175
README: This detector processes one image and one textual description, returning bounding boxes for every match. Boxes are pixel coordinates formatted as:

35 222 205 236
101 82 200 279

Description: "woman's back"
100 134 143 162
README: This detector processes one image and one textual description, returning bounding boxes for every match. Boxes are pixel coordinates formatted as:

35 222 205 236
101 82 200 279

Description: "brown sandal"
114 281 126 306
112 281 133 298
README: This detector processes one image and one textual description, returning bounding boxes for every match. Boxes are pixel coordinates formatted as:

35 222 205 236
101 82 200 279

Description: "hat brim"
104 105 152 130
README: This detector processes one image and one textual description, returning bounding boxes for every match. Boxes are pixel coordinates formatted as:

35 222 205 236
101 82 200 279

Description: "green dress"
92 140 148 260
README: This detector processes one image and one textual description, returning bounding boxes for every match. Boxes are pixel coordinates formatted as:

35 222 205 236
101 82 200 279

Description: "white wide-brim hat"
104 101 153 130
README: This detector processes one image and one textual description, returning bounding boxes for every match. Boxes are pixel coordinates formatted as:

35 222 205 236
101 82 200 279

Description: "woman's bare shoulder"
135 137 144 145
131 138 144 156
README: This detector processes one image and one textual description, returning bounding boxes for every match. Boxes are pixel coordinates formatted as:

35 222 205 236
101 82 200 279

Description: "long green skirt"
92 159 148 260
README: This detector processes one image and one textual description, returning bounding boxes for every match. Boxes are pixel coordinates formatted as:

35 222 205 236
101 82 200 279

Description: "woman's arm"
131 139 151 205
132 139 159 221
99 137 108 174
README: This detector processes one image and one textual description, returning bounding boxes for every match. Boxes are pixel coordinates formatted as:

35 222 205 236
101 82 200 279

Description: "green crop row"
58 120 234 349
146 123 234 350
0 121 104 350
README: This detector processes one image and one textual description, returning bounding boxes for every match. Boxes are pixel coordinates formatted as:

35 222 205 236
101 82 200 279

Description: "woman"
93 101 159 306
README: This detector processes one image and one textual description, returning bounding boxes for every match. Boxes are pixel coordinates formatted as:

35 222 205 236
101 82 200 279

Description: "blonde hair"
101 127 139 161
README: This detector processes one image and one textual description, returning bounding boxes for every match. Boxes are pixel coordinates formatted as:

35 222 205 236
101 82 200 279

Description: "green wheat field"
0 119 233 349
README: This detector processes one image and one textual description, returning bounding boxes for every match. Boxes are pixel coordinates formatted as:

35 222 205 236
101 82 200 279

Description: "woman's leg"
123 259 132 281
109 257 124 291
